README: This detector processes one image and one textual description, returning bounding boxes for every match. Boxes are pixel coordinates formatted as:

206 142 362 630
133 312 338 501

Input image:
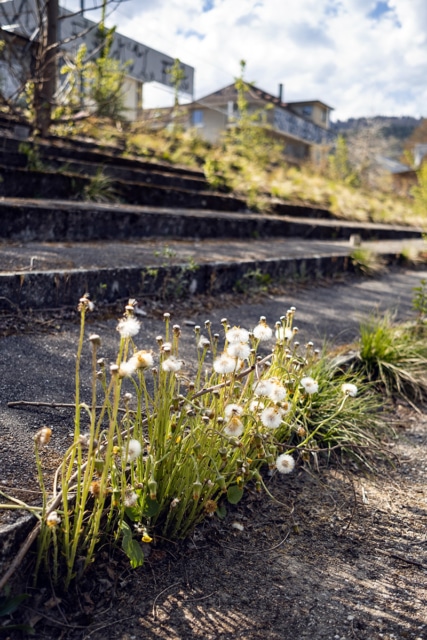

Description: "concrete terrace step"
0 134 205 179
1 235 425 310
1 153 210 193
0 165 249 211
0 199 422 243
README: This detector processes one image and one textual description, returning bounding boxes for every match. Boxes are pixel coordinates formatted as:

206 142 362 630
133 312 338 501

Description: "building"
186 83 335 162
377 144 427 196
0 0 194 121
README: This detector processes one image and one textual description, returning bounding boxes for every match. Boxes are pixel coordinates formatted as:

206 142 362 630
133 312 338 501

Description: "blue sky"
63 0 427 121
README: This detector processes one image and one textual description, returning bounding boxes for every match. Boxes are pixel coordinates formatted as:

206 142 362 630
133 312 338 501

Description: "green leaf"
215 503 227 520
143 497 160 517
0 593 29 616
124 506 140 522
227 485 244 504
120 521 144 569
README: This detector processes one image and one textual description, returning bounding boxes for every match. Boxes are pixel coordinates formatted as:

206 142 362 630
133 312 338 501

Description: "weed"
18 142 44 171
0 296 383 589
350 248 385 275
357 311 427 405
83 168 117 203
234 268 272 294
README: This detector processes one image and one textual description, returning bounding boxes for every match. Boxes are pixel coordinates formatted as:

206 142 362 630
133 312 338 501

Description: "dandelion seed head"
125 439 142 462
213 353 237 374
275 453 295 474
224 415 244 437
342 383 358 397
119 359 137 378
249 399 265 412
261 406 284 429
226 326 250 344
224 403 244 418
275 326 294 341
117 316 141 339
226 341 251 360
300 377 319 394
162 356 182 372
269 381 287 403
253 379 274 396
253 320 273 342
131 350 154 369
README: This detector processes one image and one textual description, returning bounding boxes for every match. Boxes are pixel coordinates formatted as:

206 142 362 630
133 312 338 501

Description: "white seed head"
275 453 295 474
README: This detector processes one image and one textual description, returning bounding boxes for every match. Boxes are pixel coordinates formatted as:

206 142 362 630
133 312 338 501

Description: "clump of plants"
357 306 427 405
0 295 381 590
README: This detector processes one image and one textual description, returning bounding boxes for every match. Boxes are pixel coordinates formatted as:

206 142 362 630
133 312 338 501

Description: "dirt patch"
5 405 427 640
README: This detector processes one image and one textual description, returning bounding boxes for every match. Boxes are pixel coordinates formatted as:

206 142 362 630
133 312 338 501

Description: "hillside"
331 115 422 160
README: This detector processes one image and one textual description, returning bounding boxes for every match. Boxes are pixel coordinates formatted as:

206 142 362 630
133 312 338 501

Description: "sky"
62 0 427 122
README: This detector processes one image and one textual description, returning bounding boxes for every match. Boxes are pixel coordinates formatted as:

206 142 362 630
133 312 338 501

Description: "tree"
0 0 129 136
166 58 186 108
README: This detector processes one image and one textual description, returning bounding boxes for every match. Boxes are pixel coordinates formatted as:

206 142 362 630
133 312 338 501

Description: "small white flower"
226 326 250 344
269 381 287 403
300 376 319 394
275 453 295 474
224 403 244 418
117 317 141 339
162 356 182 372
342 383 358 397
253 379 274 396
224 415 244 437
125 439 142 462
213 353 237 374
253 321 273 341
261 406 284 429
227 341 251 360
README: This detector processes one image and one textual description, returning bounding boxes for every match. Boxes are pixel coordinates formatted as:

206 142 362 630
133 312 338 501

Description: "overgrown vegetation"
0 273 426 595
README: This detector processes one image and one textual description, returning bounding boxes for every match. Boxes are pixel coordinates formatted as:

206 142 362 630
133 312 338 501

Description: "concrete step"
0 166 248 211
0 198 422 243
0 134 205 179
0 236 425 310
0 149 210 193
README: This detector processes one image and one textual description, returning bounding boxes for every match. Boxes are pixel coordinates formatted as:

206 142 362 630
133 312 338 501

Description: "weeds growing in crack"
3 288 423 590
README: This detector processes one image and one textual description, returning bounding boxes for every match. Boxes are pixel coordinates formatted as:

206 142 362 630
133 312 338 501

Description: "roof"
196 83 287 108
196 83 333 114
287 100 334 111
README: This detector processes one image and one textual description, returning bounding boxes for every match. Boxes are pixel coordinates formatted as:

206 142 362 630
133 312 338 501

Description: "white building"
0 0 194 120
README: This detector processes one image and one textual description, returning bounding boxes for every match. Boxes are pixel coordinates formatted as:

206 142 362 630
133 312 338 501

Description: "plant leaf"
120 521 144 569
227 485 244 504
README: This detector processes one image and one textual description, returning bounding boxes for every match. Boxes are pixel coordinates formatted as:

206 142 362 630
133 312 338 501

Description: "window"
192 109 204 126
302 105 313 117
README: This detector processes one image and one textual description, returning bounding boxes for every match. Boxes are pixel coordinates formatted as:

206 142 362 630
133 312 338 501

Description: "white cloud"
63 0 427 120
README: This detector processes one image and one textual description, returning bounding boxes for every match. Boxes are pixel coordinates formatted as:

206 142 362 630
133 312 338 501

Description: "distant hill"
331 115 422 140
331 115 423 162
